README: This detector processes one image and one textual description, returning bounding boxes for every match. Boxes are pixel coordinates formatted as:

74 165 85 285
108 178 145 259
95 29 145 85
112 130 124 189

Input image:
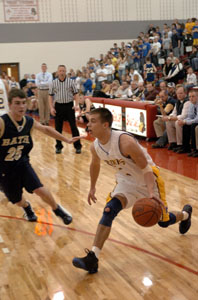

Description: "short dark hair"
188 89 197 95
58 64 66 69
90 108 113 127
8 89 26 104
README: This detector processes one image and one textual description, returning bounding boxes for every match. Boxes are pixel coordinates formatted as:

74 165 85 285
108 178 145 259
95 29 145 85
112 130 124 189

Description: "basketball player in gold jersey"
72 108 192 274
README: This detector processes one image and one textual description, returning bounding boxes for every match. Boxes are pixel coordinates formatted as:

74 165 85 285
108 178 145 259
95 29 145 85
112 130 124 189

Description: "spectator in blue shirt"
192 20 198 46
83 73 93 96
132 46 141 71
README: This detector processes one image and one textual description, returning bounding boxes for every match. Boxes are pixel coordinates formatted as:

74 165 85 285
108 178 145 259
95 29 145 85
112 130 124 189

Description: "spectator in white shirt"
9 77 20 90
75 70 83 91
95 62 108 90
129 67 144 83
167 27 173 39
151 37 161 66
185 67 197 89
165 86 190 151
116 80 130 98
36 63 53 125
105 58 115 83
162 33 172 57
128 81 139 98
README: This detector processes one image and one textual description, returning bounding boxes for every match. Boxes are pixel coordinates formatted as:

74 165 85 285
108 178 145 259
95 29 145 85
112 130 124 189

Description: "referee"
49 65 82 154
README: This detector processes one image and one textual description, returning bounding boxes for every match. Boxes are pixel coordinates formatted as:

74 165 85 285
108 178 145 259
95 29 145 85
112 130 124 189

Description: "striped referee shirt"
49 77 78 104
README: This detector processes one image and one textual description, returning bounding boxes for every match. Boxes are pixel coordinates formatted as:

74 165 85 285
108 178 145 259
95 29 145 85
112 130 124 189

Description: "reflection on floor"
141 140 198 180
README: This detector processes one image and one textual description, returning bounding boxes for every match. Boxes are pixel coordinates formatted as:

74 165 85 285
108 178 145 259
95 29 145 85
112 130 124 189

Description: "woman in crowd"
163 57 173 77
117 52 127 82
165 57 185 84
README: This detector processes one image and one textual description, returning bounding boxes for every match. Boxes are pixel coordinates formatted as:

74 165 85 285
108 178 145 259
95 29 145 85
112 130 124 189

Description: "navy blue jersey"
145 63 155 82
0 114 34 174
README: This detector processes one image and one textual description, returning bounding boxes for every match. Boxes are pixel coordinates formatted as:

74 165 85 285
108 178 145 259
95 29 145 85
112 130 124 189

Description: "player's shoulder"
119 132 139 154
90 142 100 157
91 141 96 152
0 115 4 125
24 115 34 128
24 115 34 124
25 115 33 122
0 113 11 126
0 113 8 120
119 131 136 144
0 115 6 138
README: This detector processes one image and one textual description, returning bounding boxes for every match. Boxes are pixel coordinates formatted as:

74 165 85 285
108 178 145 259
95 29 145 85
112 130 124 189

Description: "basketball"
132 198 162 227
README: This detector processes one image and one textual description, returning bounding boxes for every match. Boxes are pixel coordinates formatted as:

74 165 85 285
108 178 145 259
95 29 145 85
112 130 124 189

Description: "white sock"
182 211 189 221
92 246 100 258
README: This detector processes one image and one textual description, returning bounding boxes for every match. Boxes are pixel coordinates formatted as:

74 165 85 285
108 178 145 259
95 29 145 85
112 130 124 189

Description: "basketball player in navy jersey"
143 57 157 83
72 108 192 274
0 89 84 224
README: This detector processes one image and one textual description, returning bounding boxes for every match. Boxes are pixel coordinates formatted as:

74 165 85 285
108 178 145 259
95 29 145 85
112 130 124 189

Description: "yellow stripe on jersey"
152 166 170 222
106 181 118 203
106 193 112 203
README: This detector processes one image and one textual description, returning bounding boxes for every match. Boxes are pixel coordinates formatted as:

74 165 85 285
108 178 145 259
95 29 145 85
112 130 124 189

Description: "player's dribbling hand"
88 188 97 205
149 194 166 209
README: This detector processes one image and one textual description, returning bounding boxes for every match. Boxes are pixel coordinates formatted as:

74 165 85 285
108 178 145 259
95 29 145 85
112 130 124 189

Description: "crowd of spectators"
1 18 198 157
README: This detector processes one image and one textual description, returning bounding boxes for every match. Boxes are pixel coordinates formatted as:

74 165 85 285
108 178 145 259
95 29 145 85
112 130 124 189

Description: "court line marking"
2 248 10 254
0 214 197 276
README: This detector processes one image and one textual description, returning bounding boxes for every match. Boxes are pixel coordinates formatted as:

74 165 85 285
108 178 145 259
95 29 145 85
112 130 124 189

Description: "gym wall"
0 0 197 77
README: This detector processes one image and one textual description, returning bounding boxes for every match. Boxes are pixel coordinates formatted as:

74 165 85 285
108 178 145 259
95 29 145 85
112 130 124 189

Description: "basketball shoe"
53 204 72 225
23 202 37 222
72 249 98 274
179 204 192 234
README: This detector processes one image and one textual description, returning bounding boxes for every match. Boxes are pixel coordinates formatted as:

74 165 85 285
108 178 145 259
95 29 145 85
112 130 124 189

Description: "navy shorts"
0 163 43 204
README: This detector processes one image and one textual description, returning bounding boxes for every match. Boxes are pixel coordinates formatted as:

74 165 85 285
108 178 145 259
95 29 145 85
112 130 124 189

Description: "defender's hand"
67 135 87 144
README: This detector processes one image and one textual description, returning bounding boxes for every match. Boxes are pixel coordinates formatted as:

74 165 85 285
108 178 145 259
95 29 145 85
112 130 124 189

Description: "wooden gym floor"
0 120 197 300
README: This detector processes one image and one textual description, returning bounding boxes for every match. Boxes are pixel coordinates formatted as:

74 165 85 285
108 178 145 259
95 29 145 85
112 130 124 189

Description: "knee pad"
158 212 176 228
99 197 123 227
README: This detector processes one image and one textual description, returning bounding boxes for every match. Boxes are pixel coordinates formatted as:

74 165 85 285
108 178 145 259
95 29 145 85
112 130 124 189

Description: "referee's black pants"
182 123 198 151
55 102 82 150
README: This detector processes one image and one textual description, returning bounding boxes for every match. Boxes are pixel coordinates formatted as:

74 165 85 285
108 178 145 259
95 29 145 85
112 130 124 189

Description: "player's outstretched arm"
33 120 85 144
88 143 101 205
